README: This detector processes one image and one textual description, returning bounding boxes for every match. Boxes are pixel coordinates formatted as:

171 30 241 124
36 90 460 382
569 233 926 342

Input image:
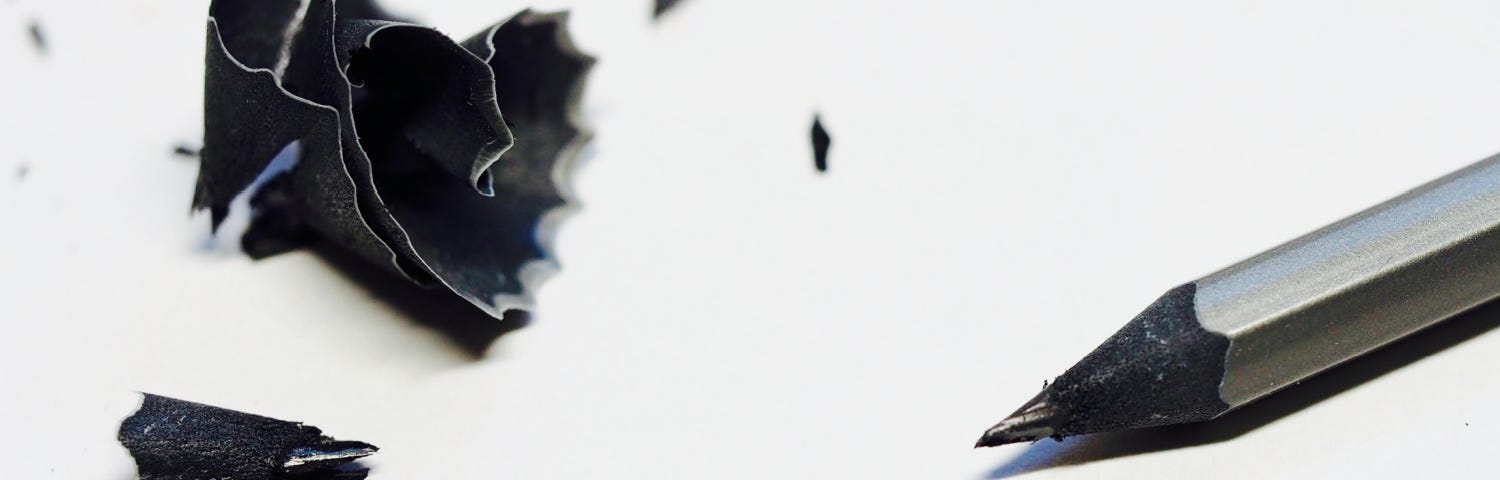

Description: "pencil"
977 151 1500 447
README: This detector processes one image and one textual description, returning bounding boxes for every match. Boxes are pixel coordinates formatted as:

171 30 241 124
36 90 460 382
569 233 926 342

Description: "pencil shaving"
119 394 377 480
194 0 594 317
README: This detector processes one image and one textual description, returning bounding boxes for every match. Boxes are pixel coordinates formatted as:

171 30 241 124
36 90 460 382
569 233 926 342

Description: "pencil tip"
975 392 1062 448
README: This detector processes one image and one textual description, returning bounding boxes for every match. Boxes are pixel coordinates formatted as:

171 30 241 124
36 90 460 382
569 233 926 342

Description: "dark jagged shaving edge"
119 394 377 480
195 0 595 317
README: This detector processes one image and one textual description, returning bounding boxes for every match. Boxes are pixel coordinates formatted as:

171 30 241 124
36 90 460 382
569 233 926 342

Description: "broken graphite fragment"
119 394 377 480
194 0 595 318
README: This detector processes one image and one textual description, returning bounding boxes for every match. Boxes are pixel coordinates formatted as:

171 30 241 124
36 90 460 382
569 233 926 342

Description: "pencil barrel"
1196 152 1500 406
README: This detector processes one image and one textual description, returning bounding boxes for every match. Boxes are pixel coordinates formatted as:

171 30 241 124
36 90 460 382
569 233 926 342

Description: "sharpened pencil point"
975 392 1063 448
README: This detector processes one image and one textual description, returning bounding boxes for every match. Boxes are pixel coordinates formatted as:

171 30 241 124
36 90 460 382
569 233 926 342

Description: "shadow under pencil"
311 241 529 360
984 294 1500 479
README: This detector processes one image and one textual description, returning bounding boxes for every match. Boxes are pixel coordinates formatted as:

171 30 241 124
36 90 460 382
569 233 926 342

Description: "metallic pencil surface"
1199 152 1500 407
980 151 1500 446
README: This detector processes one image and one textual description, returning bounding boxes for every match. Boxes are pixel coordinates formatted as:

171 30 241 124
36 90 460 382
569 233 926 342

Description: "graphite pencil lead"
976 284 1231 446
975 391 1063 447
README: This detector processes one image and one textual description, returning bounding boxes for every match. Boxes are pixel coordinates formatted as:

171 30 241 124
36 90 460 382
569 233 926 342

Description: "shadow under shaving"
311 241 529 359
986 296 1500 478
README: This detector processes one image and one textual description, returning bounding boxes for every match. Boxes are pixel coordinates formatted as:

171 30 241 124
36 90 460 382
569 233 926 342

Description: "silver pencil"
977 151 1500 447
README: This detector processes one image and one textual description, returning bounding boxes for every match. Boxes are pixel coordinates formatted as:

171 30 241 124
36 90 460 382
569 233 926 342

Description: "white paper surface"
4 0 1500 478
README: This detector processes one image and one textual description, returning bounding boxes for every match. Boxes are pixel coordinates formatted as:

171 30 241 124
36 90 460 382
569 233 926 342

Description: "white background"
4 0 1500 478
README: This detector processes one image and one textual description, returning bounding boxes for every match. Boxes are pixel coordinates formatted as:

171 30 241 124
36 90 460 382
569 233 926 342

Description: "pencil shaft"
1198 152 1500 407
979 151 1500 447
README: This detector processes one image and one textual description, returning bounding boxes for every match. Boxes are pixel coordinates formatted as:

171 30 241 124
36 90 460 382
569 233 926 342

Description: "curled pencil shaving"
194 0 594 317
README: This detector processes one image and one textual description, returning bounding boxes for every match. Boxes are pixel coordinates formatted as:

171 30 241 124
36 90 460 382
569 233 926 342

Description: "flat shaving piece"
119 394 378 480
195 0 595 317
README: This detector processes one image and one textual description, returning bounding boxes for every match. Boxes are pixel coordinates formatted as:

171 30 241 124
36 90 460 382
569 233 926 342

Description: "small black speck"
653 0 684 19
172 144 201 158
1466 422 1470 426
811 114 831 173
27 19 46 56
1042 379 1049 389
